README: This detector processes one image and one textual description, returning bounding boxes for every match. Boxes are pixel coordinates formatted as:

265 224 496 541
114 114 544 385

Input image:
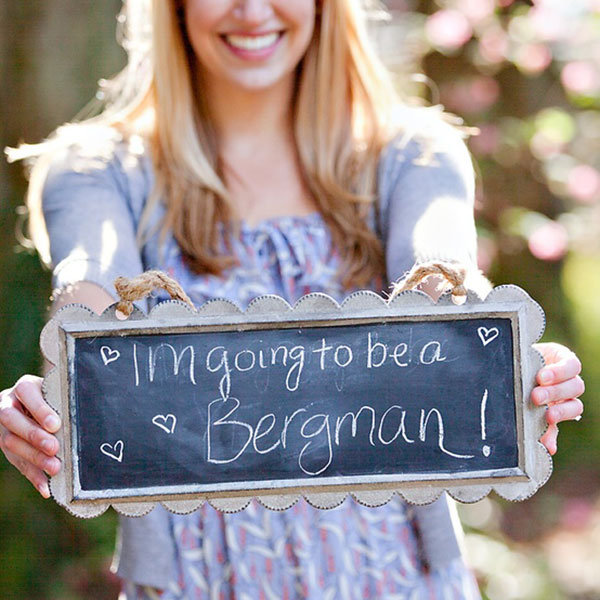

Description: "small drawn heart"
152 414 177 434
478 327 499 347
100 440 124 462
100 346 120 366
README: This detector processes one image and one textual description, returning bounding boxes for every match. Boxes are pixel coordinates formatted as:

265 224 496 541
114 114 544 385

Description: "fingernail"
38 482 50 498
44 415 61 432
535 388 548 404
539 370 553 385
40 438 53 453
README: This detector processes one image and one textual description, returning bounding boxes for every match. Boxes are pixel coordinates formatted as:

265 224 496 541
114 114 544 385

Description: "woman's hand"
0 375 62 498
532 342 584 455
0 283 112 498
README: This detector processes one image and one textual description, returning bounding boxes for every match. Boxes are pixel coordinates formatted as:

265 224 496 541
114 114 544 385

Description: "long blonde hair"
10 0 402 287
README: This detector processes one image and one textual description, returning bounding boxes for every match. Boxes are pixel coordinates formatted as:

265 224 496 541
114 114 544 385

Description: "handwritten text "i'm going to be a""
130 331 451 394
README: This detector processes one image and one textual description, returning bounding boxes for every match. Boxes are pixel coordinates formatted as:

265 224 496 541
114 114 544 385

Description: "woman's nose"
232 0 275 25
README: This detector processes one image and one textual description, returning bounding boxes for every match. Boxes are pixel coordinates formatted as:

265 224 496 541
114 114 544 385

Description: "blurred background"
1 1 598 598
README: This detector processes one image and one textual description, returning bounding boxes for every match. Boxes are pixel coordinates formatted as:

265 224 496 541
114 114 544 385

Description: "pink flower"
471 77 500 109
528 221 569 261
529 5 565 41
479 27 509 64
561 61 600 95
470 123 500 155
477 236 497 274
455 0 495 25
425 10 473 50
559 498 594 530
442 76 500 115
567 164 600 203
530 131 564 159
515 43 553 75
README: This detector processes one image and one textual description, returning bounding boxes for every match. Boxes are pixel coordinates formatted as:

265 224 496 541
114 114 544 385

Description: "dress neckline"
232 211 325 233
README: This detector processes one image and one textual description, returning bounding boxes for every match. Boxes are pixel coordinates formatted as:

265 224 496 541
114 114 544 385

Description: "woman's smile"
184 0 315 91
220 30 284 60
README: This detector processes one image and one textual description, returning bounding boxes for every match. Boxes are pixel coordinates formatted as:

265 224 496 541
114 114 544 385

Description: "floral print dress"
122 214 480 600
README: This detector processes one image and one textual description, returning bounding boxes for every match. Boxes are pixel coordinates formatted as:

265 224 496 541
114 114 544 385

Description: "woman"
1 0 584 598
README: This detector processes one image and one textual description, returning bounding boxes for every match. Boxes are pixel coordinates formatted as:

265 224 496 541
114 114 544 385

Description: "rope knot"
113 270 196 317
389 261 469 304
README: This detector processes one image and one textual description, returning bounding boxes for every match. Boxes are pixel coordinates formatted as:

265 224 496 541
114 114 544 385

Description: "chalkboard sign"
41 286 552 518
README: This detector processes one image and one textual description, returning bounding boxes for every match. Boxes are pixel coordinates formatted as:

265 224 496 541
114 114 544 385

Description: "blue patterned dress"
122 214 481 600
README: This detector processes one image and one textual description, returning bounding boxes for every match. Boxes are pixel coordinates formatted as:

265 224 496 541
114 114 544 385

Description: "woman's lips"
220 31 284 60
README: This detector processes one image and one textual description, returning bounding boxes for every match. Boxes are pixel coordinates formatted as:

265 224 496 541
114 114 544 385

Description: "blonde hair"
10 0 402 287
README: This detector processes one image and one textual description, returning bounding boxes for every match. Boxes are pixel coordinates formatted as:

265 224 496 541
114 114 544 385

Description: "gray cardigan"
42 114 478 588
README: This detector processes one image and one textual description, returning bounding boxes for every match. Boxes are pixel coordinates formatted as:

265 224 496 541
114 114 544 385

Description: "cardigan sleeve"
378 111 480 288
41 142 149 299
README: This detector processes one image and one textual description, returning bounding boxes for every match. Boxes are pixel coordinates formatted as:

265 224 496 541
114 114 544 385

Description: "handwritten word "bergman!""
206 396 478 475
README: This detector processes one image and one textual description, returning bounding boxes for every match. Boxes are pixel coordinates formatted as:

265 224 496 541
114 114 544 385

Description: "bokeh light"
425 9 473 51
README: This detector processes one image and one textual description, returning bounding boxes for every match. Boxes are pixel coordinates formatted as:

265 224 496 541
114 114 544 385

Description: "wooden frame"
41 285 552 518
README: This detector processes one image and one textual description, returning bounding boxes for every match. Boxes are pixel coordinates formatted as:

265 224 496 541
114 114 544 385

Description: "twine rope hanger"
389 260 469 303
113 261 470 316
114 270 196 316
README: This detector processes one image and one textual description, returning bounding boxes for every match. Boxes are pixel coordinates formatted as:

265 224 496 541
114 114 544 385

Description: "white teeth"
225 32 280 51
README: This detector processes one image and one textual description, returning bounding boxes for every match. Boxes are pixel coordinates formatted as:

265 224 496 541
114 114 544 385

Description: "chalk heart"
100 440 124 463
478 327 499 347
152 414 177 435
100 345 120 366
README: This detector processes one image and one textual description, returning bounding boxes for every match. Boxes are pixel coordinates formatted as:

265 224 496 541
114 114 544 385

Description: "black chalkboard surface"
42 287 552 516
74 317 515 492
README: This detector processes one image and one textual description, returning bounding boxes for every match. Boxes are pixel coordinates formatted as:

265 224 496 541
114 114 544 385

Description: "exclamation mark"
481 389 491 457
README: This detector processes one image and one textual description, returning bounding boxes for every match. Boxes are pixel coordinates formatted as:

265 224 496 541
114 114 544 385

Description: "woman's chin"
214 68 295 94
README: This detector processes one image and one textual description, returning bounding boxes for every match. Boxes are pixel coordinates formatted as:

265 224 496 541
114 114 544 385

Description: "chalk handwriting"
366 332 447 369
378 405 414 445
206 398 475 475
299 414 333 475
148 344 196 385
419 408 474 459
133 343 139 386
478 327 499 347
100 346 120 366
207 397 253 464
100 440 124 462
205 344 306 394
335 406 377 446
480 389 491 457
83 320 513 488
152 414 177 434
130 331 453 392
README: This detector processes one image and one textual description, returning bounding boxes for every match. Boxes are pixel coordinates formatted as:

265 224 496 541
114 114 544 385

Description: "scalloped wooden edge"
41 285 551 517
